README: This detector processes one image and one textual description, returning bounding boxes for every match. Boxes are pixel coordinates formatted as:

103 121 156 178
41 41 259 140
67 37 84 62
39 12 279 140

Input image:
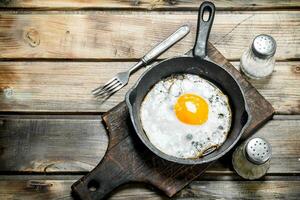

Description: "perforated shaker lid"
251 34 276 59
245 137 271 164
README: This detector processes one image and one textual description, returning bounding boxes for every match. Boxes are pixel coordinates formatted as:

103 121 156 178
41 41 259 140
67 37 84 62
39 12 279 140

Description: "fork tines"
92 78 123 99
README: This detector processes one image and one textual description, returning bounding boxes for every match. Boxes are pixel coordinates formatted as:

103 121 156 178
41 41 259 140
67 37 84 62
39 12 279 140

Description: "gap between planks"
0 0 300 12
0 8 300 13
0 174 299 181
0 58 299 62
0 114 300 120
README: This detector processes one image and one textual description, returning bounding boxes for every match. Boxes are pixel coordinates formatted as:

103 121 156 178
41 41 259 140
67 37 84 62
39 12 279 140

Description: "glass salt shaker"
232 137 271 180
240 34 276 79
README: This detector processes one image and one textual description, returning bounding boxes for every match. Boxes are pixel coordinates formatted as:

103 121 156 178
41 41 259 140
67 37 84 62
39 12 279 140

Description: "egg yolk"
174 93 209 125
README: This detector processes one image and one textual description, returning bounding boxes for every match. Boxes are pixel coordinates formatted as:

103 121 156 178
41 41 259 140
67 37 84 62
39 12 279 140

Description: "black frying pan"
126 1 251 165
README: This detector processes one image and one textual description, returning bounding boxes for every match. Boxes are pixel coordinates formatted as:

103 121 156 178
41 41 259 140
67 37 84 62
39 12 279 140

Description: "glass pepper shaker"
232 137 271 180
240 34 276 79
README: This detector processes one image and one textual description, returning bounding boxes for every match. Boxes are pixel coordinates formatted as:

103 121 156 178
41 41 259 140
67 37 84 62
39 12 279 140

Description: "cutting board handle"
71 149 129 200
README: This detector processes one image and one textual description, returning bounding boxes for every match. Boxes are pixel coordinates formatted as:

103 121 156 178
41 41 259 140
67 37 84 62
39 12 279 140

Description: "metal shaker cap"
251 34 276 59
245 137 271 164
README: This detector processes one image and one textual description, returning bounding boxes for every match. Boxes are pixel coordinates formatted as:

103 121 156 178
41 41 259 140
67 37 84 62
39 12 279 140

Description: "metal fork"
92 25 190 100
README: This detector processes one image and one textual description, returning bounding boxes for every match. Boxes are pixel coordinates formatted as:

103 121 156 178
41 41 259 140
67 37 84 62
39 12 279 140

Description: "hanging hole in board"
87 180 100 192
202 6 212 22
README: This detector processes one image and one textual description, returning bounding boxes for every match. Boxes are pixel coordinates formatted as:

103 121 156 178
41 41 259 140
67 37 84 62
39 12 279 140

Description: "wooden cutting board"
71 42 274 200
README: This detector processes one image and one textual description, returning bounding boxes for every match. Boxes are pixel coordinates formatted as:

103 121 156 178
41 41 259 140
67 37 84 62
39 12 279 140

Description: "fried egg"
140 74 232 159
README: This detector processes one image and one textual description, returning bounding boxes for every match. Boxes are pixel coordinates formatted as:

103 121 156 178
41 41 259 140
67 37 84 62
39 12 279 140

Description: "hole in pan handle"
193 1 216 59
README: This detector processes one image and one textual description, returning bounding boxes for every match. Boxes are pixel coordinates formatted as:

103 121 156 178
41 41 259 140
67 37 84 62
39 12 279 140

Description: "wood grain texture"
0 11 299 60
0 175 299 200
0 115 108 172
0 61 298 113
0 0 299 10
0 116 299 174
0 1 298 199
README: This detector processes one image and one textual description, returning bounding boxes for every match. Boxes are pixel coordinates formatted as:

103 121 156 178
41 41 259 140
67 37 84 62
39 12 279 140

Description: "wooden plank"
0 116 108 172
0 11 299 60
0 0 299 10
0 116 299 174
0 61 298 114
0 175 299 200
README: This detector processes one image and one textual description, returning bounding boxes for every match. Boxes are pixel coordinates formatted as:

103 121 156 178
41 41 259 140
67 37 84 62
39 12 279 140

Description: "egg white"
140 74 232 159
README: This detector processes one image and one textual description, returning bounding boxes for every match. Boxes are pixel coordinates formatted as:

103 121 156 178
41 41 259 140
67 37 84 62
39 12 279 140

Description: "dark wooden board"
72 103 211 199
71 42 274 199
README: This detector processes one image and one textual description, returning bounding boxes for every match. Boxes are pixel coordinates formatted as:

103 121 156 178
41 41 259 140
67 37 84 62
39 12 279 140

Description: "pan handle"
193 1 215 59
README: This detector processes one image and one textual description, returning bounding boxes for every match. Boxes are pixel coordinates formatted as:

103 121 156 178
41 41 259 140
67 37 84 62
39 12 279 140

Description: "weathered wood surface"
0 61 298 113
0 0 299 199
0 116 299 174
0 0 299 10
0 115 108 172
0 12 299 60
0 175 299 200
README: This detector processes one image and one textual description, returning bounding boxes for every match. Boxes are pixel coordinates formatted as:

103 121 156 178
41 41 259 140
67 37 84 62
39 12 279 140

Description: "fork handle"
142 25 190 63
129 25 190 74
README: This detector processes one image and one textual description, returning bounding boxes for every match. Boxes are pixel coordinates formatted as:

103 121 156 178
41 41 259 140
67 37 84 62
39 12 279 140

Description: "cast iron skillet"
126 1 251 165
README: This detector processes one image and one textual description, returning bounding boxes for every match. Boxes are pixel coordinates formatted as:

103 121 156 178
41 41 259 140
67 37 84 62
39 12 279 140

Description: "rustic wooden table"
0 0 299 199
